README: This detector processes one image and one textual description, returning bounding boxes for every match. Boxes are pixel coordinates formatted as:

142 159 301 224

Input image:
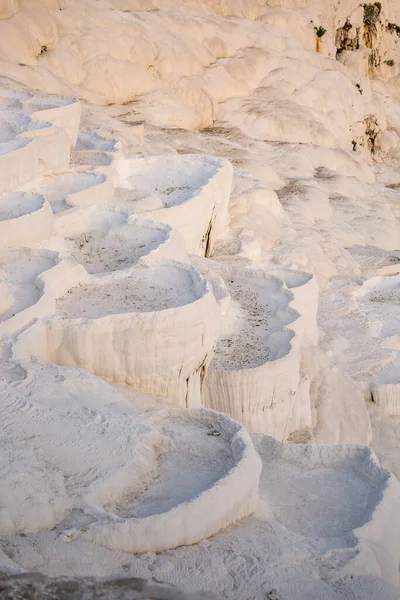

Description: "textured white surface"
0 1 400 597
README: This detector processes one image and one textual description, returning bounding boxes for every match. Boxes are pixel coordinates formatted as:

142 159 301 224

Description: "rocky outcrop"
335 1 400 83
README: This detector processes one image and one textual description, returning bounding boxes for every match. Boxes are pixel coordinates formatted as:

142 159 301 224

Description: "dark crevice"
184 376 190 408
387 22 400 37
203 214 214 257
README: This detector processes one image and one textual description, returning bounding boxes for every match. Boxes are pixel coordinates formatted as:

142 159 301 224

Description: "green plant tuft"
314 26 326 38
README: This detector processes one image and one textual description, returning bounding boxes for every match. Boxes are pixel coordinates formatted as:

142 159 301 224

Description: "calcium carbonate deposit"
1 1 400 598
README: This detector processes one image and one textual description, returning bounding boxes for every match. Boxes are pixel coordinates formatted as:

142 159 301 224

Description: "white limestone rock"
5 420 399 598
0 5 399 596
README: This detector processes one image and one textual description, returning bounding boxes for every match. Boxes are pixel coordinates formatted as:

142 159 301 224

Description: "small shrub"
384 59 395 66
314 26 327 37
363 3 381 25
356 83 363 94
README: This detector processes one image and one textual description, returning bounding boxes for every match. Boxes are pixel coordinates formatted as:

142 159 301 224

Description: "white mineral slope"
151 116 400 443
14 259 220 407
368 400 400 480
1 0 397 144
319 269 400 410
349 274 400 414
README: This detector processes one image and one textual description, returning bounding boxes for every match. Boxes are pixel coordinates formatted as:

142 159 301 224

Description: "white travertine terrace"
0 113 40 193
24 95 81 150
0 248 59 337
198 260 301 439
254 435 400 587
75 131 119 153
81 408 262 553
0 192 53 248
15 260 220 407
19 119 70 174
0 108 70 177
0 88 81 148
33 171 114 213
0 109 72 193
0 359 261 549
269 269 319 348
348 274 400 415
116 154 233 255
0 110 47 142
47 208 188 273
